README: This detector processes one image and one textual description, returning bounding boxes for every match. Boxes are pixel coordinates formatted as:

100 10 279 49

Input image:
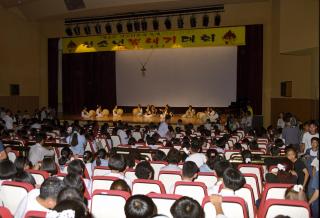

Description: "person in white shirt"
40 107 47 121
157 115 171 139
96 105 103 118
81 107 90 119
185 139 207 168
14 177 65 218
277 112 285 129
66 127 86 156
103 154 132 188
117 125 129 145
28 135 55 166
301 121 319 153
2 110 14 130
208 108 219 123
160 148 182 172
207 160 231 195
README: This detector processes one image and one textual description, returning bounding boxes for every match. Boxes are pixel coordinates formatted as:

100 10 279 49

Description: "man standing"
157 115 172 139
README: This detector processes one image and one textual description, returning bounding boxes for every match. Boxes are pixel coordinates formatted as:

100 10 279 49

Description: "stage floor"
58 113 206 125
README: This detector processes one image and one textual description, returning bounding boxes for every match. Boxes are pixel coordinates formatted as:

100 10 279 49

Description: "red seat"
0 206 13 218
25 169 49 186
158 170 182 193
243 173 260 201
174 181 208 204
132 179 166 195
147 193 182 218
24 210 47 218
259 183 293 208
238 164 264 193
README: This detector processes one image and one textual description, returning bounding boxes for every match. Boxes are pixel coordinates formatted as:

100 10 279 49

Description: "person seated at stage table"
182 105 196 118
132 104 143 116
81 107 90 119
113 105 123 117
208 107 219 123
151 105 157 115
96 105 103 118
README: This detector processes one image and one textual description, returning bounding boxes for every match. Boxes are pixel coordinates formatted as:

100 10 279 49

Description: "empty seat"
132 179 166 195
258 199 310 218
91 176 119 193
147 193 182 218
124 168 137 181
174 181 208 204
0 181 34 215
0 206 13 218
195 172 218 189
150 161 167 180
91 190 130 218
202 196 249 218
259 183 293 207
93 166 111 176
238 164 264 193
26 169 49 186
243 173 260 201
24 210 47 218
158 171 182 193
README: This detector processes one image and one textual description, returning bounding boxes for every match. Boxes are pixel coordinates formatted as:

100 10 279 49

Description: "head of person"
170 196 204 218
182 161 199 181
57 187 84 203
108 154 127 172
41 157 58 175
110 179 131 194
52 199 90 218
63 173 84 194
233 143 242 151
0 159 17 180
190 138 201 153
311 137 319 151
241 150 252 164
151 150 166 161
285 147 298 163
35 134 45 145
125 195 157 218
67 159 85 176
12 171 36 187
249 141 258 150
165 115 171 123
223 167 245 191
285 185 307 202
59 146 73 163
14 156 31 172
83 151 93 163
38 177 65 209
95 149 108 167
214 160 231 179
135 161 154 180
166 148 181 165
270 146 280 156
309 121 318 134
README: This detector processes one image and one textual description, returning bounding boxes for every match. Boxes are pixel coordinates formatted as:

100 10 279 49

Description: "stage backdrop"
116 46 237 107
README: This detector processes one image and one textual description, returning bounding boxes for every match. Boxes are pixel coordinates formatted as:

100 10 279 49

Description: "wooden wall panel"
271 98 319 126
0 96 39 113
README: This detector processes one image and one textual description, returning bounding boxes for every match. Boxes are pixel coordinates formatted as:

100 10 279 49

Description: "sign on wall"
62 26 245 53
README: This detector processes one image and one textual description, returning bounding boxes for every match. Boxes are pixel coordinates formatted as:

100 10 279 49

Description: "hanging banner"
62 26 245 53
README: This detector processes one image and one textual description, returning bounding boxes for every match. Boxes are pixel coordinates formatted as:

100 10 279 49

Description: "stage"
58 113 207 126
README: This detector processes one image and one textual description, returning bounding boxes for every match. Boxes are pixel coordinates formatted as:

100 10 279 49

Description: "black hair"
190 138 201 153
110 179 131 194
125 195 157 218
12 171 36 187
57 187 84 203
128 137 137 145
59 147 73 166
270 146 280 156
213 160 231 178
182 161 199 179
151 150 166 161
234 143 243 151
41 157 58 175
126 150 141 168
95 149 107 167
206 149 218 159
108 154 126 172
53 200 90 218
274 139 284 148
135 161 155 180
35 134 44 143
67 159 85 176
166 148 181 164
70 133 79 147
83 151 93 163
285 147 298 159
241 150 252 163
39 177 65 200
249 141 258 150
0 159 17 180
14 156 31 173
223 167 245 191
63 173 84 193
170 196 204 218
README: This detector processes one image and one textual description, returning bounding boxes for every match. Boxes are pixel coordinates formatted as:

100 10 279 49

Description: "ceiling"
0 0 267 21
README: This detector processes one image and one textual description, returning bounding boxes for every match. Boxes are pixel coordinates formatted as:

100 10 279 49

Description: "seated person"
208 107 219 123
219 167 246 195
15 177 65 218
133 104 143 116
12 171 36 188
113 105 123 116
208 160 232 195
182 105 196 118
182 161 199 182
81 107 90 119
48 199 89 218
28 134 55 167
135 161 155 180
125 195 157 218
185 138 207 168
285 185 307 201
199 149 219 173
265 162 297 184
110 179 132 194
96 105 103 118
170 196 204 218
160 148 182 171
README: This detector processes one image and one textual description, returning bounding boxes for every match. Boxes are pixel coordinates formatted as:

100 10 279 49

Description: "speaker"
280 81 292 97
64 0 85 10
10 84 20 96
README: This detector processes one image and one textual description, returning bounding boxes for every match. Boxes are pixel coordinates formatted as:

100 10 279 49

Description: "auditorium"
0 0 319 217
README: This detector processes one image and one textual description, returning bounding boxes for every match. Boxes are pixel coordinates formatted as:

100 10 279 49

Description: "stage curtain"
48 38 59 110
237 24 263 115
62 51 116 114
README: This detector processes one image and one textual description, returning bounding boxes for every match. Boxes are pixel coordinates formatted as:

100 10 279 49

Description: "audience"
135 161 154 180
125 195 157 218
170 196 204 218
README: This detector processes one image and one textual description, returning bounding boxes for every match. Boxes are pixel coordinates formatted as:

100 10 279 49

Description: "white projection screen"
116 46 237 107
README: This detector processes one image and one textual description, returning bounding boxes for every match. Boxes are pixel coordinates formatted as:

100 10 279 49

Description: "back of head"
67 159 85 176
0 159 17 180
95 149 107 167
39 177 65 200
170 196 204 218
241 150 252 164
110 179 131 194
214 160 231 178
57 187 84 203
35 134 44 143
125 195 157 218
13 171 36 187
63 173 84 193
108 154 126 172
52 199 89 218
151 150 166 161
14 156 31 173
166 148 181 164
190 138 201 153
41 157 58 175
135 161 154 180
182 161 199 180
83 151 93 163
274 139 284 148
223 167 245 191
